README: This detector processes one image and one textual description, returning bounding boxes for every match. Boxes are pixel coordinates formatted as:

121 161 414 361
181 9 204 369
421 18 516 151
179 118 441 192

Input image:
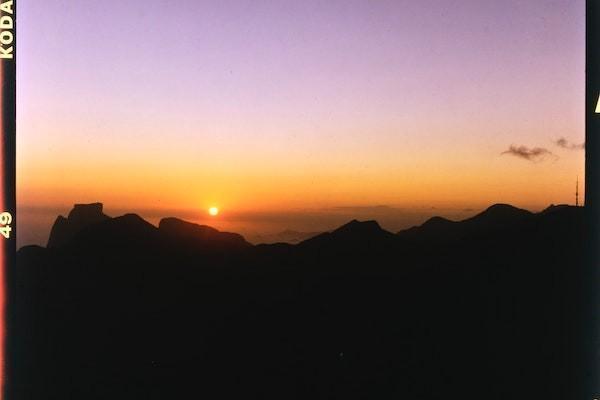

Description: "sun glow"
208 207 219 216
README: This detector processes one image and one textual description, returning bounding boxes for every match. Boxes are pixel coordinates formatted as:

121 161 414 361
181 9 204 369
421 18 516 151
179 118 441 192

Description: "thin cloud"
555 137 584 150
501 145 558 162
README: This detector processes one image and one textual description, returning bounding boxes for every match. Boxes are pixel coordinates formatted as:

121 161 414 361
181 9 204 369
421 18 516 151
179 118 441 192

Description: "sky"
16 0 585 246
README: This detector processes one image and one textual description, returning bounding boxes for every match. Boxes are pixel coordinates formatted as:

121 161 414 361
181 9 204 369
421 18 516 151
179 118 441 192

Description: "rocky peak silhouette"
47 202 110 248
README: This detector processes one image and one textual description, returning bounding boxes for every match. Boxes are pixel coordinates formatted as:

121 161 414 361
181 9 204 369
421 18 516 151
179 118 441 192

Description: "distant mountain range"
12 202 591 399
40 202 571 251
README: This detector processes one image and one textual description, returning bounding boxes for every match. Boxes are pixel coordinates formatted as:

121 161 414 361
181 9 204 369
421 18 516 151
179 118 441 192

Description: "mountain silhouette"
67 213 162 249
299 219 395 250
159 217 250 250
461 203 532 226
47 203 252 254
11 202 591 400
397 203 534 242
47 202 109 248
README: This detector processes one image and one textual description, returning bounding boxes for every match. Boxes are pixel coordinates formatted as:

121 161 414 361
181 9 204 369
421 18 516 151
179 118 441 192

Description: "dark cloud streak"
501 145 557 162
555 137 584 150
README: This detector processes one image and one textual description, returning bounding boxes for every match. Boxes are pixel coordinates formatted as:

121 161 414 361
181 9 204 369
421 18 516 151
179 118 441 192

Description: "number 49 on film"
0 211 12 239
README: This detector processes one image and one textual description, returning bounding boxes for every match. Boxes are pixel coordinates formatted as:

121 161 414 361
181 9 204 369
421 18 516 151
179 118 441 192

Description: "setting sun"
208 207 219 216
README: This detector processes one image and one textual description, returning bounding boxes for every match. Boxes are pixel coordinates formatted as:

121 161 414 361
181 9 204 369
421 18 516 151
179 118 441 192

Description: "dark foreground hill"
11 203 592 399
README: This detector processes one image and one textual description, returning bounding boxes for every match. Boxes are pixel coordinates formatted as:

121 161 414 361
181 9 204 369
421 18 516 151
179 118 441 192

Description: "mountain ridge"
38 202 582 252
